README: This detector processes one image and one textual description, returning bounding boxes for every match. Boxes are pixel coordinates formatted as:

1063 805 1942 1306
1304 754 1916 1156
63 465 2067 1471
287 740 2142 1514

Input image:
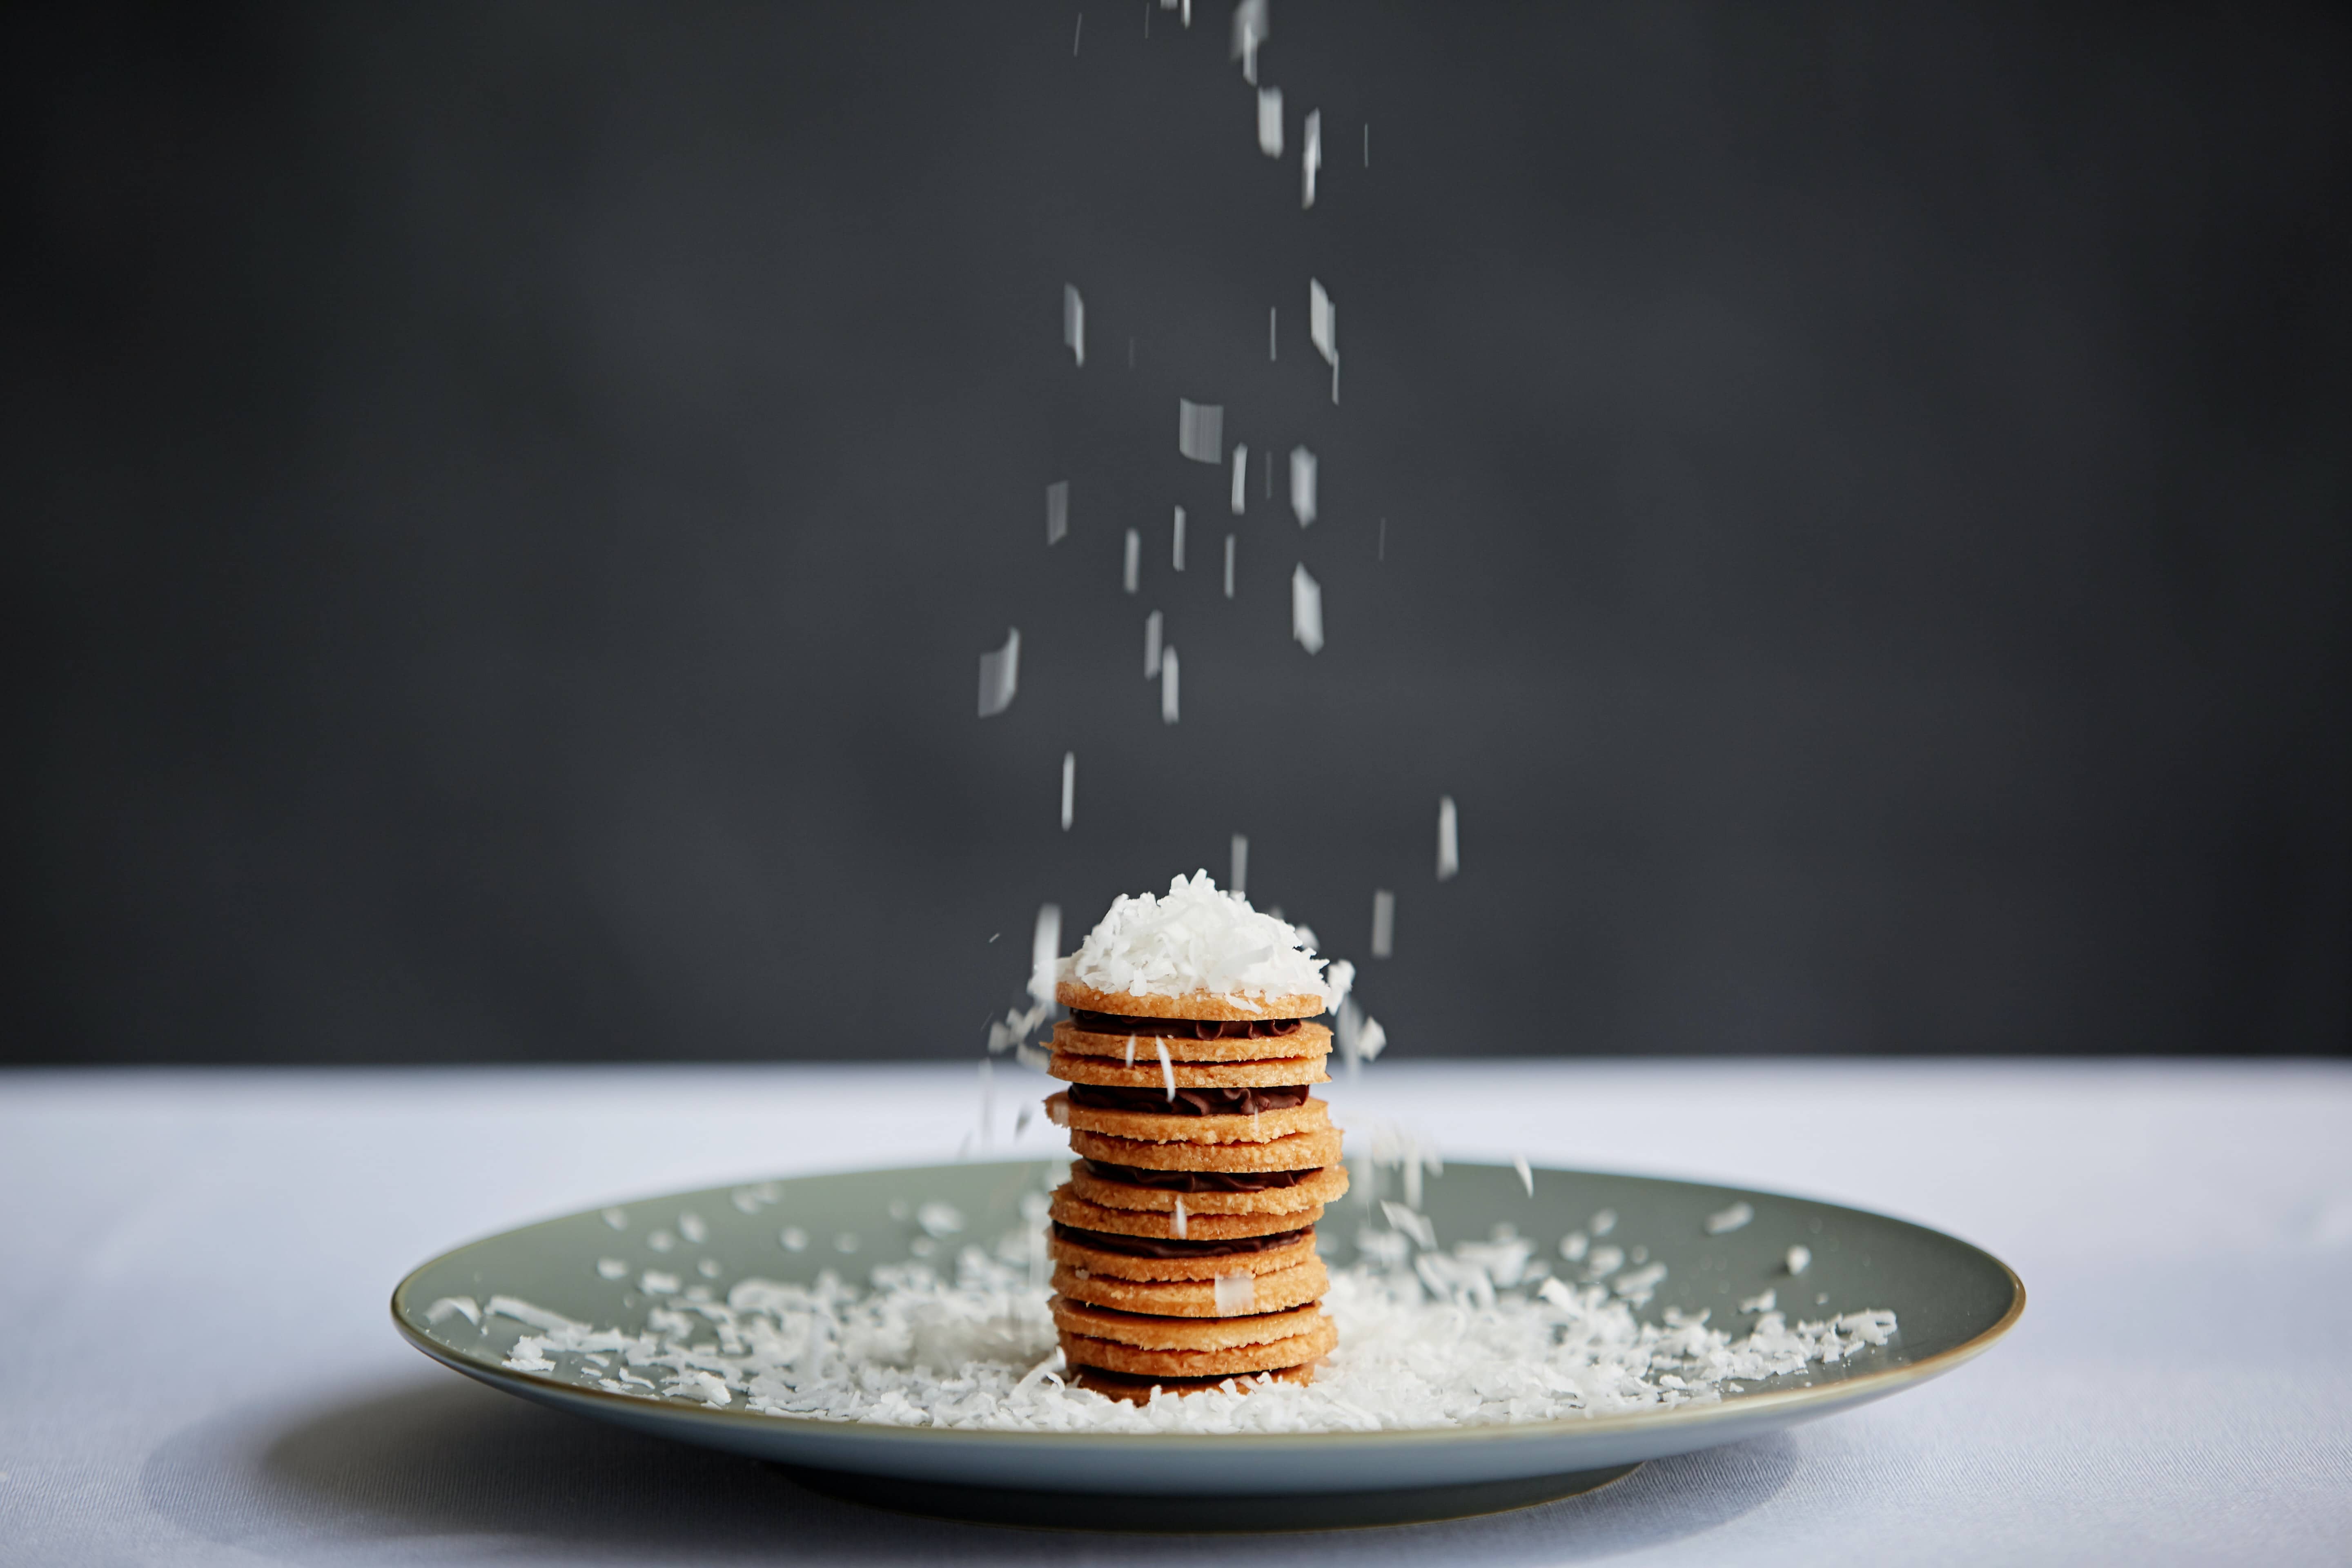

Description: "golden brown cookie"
1052 1258 1328 1317
1046 1091 1328 1145
1049 1053 1329 1090
1049 1186 1321 1242
1055 983 1327 1021
1059 1316 1339 1378
1069 1362 1315 1403
1049 1223 1317 1281
1053 1019 1334 1062
1069 1127 1342 1172
1067 1163 1349 1215
1050 1296 1326 1351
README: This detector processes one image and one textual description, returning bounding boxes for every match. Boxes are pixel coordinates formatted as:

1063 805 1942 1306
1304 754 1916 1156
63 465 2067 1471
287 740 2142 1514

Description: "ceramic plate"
393 1159 2020 1528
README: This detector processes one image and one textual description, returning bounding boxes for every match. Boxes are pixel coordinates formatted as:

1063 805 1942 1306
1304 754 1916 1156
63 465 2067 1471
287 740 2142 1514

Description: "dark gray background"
7 2 2346 1064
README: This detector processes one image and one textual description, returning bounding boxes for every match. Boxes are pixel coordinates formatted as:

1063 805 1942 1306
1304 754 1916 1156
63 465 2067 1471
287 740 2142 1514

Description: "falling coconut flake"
1302 109 1321 207
1230 443 1249 514
1268 306 1277 361
1310 278 1338 365
1123 528 1140 594
1213 1272 1259 1314
1144 610 1163 677
1292 563 1324 653
1172 506 1186 570
1160 647 1180 723
1063 283 1085 365
1513 1154 1534 1197
1356 1014 1387 1060
1156 1039 1176 1099
1045 480 1069 546
1231 0 1266 81
978 628 1020 718
1060 751 1076 831
1371 888 1395 958
1289 446 1317 526
1257 87 1283 157
1786 1246 1812 1276
1229 833 1249 897
1178 399 1224 463
1030 905 1062 1004
1437 796 1459 881
1223 534 1236 598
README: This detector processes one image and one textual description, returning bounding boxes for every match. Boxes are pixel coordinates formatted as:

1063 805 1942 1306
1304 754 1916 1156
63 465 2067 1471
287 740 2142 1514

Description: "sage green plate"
393 1160 2020 1530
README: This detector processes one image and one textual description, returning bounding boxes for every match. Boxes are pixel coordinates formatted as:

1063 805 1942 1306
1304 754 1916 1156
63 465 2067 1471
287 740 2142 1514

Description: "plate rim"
391 1159 2025 1452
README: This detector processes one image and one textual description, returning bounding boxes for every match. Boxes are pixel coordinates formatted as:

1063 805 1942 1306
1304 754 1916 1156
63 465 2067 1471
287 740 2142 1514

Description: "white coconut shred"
483 1231 1897 1435
1058 870 1353 1009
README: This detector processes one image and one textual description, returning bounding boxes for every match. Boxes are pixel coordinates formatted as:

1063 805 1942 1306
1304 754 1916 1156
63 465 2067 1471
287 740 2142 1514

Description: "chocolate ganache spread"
1068 1083 1310 1116
1053 1223 1309 1258
1080 1159 1320 1192
1067 1009 1307 1040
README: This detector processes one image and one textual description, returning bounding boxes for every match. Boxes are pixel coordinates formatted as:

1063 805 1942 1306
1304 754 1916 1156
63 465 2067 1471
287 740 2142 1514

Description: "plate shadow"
140 1373 1798 1563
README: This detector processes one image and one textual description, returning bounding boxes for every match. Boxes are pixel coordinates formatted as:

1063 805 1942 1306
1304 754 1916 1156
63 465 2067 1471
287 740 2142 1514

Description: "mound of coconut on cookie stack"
1040 871 1356 1402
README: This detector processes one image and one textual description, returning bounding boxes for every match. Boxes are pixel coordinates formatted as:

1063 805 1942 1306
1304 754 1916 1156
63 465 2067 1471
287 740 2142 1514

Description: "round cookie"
1070 1127 1341 1172
1070 1362 1314 1403
1050 1186 1321 1242
1049 1053 1329 1090
1053 1258 1329 1317
1049 1223 1317 1281
1050 1297 1326 1352
1047 1091 1328 1145
1068 1163 1349 1215
1055 982 1327 1021
1059 1316 1339 1379
1054 1019 1333 1063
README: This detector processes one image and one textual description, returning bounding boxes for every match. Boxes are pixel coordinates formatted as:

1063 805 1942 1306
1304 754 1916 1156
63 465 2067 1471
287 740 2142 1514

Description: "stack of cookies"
1042 977 1347 1401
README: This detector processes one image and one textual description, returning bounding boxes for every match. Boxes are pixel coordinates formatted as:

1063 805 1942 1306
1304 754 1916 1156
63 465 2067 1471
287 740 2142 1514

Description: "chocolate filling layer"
1069 1083 1311 1116
1080 1159 1320 1192
1068 1009 1310 1040
1054 1222 1308 1259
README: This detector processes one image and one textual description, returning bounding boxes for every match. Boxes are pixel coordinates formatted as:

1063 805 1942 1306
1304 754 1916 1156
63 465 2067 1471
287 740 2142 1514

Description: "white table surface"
4 1060 2348 1565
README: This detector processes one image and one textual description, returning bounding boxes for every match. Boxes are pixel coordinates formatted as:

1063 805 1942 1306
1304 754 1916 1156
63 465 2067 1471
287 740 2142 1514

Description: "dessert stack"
1040 873 1350 1400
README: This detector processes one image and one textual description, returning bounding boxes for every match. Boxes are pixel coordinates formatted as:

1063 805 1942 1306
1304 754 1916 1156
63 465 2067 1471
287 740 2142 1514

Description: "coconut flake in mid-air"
1160 647 1180 724
1179 398 1224 463
1292 563 1323 653
977 628 1020 717
1302 109 1321 207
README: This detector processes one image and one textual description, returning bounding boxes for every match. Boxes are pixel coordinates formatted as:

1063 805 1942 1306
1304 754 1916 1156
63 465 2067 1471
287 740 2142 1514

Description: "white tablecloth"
4 1061 2348 1564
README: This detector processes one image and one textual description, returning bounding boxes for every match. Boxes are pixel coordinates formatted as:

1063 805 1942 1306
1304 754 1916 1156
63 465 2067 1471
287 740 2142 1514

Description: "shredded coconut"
477 1228 1898 1434
1059 871 1338 1006
1704 1202 1754 1236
